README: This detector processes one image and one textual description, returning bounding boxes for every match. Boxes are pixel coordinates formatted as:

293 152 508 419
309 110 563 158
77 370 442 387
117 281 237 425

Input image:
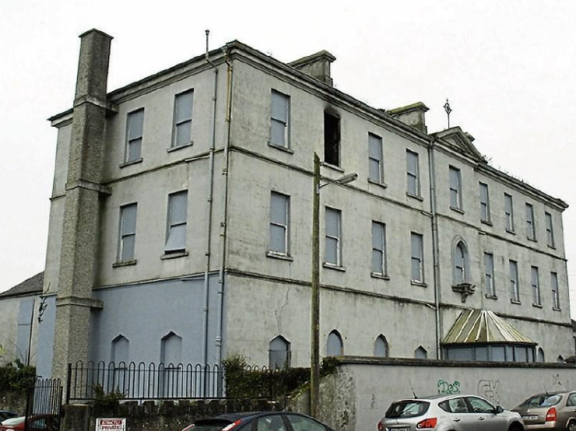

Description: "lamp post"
310 153 358 418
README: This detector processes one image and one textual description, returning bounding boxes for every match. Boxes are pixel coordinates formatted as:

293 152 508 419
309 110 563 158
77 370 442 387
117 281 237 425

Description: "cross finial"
444 99 452 129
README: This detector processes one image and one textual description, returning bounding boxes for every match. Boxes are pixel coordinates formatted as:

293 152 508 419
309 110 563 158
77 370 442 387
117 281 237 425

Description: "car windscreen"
521 394 563 407
1 417 25 426
385 401 430 419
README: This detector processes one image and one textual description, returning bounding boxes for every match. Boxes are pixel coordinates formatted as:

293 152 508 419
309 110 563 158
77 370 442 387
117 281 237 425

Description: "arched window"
415 346 428 359
453 240 469 285
269 336 291 369
327 330 343 356
557 355 564 363
160 332 183 397
537 348 545 363
111 335 129 392
374 335 389 358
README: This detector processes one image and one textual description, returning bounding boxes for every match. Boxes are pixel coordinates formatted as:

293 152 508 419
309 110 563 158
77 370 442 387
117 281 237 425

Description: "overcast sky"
2 0 576 312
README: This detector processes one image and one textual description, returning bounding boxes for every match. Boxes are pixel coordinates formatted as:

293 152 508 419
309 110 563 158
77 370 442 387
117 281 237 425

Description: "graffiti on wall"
437 380 461 395
477 380 501 404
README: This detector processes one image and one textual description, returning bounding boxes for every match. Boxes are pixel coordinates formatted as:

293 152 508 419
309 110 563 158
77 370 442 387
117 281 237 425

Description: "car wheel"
508 424 523 431
568 422 576 431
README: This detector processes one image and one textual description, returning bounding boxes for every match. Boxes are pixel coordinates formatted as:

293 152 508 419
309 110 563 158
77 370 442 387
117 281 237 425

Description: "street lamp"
310 153 358 418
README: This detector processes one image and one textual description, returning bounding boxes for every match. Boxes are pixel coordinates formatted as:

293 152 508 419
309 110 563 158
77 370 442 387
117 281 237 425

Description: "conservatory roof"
443 309 536 345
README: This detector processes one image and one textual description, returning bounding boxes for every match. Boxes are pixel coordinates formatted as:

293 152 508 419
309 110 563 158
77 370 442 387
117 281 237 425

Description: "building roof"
0 272 44 299
443 309 536 345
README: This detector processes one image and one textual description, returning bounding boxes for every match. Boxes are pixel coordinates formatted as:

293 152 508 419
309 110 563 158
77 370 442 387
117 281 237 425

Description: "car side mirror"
496 406 504 414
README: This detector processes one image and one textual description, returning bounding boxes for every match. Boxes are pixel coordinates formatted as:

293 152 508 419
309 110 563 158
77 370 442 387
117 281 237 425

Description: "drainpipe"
202 30 218 368
215 48 233 369
428 138 442 359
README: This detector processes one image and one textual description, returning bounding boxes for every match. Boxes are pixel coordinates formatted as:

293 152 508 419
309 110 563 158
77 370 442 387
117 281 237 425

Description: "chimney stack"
289 50 336 87
52 29 113 383
388 102 429 134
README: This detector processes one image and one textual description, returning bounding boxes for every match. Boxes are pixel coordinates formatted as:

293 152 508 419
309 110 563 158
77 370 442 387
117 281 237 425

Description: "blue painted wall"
90 273 222 366
36 295 56 378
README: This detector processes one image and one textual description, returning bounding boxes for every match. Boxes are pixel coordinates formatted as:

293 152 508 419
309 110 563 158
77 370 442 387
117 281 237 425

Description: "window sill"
510 299 521 305
411 280 428 287
323 263 346 272
167 142 193 153
161 251 189 260
532 303 543 309
371 272 390 280
506 229 516 235
368 179 387 189
450 206 465 214
553 307 561 312
527 237 538 243
120 158 143 168
481 220 493 226
321 162 344 173
267 142 294 154
547 244 556 250
485 294 498 300
406 192 424 202
113 260 137 268
266 251 293 261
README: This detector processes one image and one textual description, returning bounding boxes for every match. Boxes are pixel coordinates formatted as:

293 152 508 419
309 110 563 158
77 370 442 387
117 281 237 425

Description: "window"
546 212 555 247
467 397 495 413
111 335 129 393
558 356 565 363
509 260 519 302
160 332 183 398
256 416 287 431
269 336 291 369
368 133 384 183
326 330 343 356
118 204 137 262
285 414 326 431
411 233 424 283
269 192 290 255
537 347 545 363
505 193 515 232
371 222 387 276
532 266 541 305
165 191 188 253
551 272 560 309
414 346 427 359
449 166 462 210
453 241 468 285
479 182 490 222
484 253 495 297
325 207 342 266
270 90 290 148
526 203 536 240
125 109 144 162
172 90 194 148
374 335 389 358
406 150 420 196
324 110 340 166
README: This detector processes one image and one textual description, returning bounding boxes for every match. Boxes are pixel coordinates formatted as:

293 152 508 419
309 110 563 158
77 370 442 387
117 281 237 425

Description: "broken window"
324 110 340 166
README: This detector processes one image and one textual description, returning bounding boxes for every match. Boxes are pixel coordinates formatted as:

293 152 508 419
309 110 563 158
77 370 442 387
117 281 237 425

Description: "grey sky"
2 0 575 312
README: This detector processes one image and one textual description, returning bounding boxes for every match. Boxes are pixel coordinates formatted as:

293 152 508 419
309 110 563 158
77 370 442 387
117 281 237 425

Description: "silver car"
378 394 524 431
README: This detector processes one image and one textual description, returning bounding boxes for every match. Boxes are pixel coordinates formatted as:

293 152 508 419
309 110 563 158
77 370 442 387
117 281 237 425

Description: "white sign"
96 418 126 431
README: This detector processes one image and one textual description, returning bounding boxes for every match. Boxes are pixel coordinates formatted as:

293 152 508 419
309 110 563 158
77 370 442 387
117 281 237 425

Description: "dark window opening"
324 111 340 166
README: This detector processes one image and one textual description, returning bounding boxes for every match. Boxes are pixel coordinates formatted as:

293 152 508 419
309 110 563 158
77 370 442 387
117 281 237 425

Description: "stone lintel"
66 179 112 196
56 296 103 309
73 95 118 116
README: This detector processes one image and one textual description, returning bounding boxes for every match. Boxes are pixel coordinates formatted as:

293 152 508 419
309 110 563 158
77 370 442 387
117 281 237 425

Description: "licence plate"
388 428 409 431
523 415 538 421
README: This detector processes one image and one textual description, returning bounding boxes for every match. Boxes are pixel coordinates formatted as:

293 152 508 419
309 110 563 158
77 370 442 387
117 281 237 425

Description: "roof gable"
0 272 44 299
433 127 484 161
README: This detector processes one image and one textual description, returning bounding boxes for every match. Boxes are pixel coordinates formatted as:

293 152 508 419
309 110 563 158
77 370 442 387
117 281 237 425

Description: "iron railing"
25 378 63 431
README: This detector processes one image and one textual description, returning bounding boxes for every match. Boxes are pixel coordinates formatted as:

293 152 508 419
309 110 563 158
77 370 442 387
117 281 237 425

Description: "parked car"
512 391 576 430
378 394 524 431
0 412 17 423
179 411 335 431
0 414 60 431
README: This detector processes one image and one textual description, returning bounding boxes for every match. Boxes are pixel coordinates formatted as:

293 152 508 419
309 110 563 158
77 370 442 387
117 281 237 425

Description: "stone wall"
62 399 285 431
0 391 27 415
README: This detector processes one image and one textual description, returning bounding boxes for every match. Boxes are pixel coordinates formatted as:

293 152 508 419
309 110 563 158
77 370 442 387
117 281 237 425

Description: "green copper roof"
443 309 536 345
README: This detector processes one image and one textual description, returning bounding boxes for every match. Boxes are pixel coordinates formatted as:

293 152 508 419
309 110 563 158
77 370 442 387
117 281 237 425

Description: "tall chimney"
388 102 430 134
52 29 112 382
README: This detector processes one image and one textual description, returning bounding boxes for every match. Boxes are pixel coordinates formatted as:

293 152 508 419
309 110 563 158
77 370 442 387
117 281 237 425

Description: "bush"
0 360 37 393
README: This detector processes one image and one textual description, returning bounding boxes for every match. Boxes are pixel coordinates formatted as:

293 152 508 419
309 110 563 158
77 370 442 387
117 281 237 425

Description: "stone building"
37 29 572 379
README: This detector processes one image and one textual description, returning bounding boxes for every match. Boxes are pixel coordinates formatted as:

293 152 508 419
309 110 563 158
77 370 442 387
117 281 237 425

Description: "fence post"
66 363 72 404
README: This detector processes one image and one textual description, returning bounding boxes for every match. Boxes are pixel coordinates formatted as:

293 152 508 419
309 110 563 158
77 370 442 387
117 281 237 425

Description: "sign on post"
96 418 126 431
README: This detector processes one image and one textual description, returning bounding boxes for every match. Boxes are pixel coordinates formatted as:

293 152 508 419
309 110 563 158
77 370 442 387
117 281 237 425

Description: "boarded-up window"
269 336 291 369
324 111 340 166
374 335 389 358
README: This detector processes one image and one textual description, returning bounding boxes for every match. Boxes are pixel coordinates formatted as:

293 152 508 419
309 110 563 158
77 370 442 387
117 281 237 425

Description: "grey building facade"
39 29 572 379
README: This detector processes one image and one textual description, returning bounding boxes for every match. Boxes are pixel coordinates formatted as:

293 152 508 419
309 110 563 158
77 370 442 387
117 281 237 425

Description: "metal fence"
25 378 63 431
67 361 231 402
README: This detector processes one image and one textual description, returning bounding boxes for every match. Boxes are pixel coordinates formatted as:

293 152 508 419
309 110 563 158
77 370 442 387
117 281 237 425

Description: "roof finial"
444 98 452 129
